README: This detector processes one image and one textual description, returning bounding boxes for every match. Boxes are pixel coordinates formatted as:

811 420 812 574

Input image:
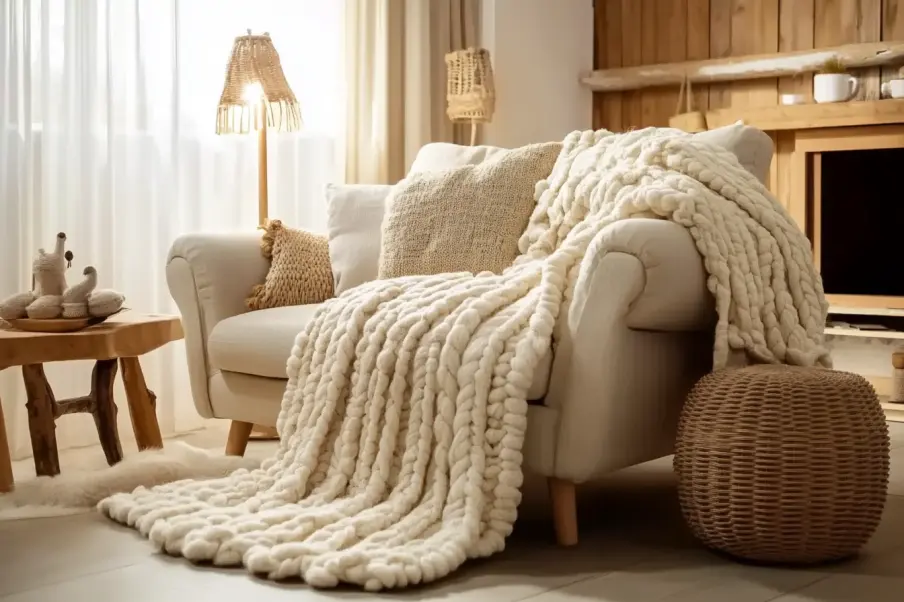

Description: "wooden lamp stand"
257 99 269 224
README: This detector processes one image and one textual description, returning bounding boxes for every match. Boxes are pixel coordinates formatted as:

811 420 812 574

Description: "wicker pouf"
674 365 890 564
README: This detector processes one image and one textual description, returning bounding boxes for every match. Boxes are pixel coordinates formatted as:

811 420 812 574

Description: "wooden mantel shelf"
704 98 904 131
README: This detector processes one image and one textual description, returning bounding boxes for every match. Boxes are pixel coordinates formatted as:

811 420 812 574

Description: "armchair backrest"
693 122 773 185
414 123 773 185
326 124 774 293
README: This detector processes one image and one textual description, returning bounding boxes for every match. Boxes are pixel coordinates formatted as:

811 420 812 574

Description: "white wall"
479 0 593 148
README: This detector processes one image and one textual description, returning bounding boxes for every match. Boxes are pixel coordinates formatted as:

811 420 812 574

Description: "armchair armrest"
543 218 715 481
575 218 714 332
166 231 268 418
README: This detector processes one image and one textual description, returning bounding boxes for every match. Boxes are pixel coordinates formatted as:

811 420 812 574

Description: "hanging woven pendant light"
445 47 496 146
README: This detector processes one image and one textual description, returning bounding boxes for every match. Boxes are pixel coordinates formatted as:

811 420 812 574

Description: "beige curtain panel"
345 0 479 184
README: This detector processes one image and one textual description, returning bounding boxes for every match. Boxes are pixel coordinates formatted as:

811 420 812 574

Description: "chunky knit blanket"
99 128 829 589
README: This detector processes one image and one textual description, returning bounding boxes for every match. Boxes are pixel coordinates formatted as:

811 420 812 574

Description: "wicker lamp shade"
445 47 495 124
216 32 302 135
675 365 889 565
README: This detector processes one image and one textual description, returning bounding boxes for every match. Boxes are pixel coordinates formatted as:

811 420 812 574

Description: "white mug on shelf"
881 79 904 99
813 73 860 103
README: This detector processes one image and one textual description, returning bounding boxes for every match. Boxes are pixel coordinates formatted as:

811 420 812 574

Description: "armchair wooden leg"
225 420 254 456
548 477 579 546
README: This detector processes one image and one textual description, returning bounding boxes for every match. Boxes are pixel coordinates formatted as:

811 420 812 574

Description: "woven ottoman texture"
674 365 889 564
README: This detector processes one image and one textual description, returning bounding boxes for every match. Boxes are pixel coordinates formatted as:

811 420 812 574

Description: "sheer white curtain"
0 0 344 460
345 0 478 184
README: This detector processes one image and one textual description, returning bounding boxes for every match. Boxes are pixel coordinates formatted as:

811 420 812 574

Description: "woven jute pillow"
378 142 561 278
246 220 334 310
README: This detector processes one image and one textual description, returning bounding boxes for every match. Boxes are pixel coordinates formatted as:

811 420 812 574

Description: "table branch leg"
0 390 14 493
21 364 60 477
120 357 163 450
91 359 122 466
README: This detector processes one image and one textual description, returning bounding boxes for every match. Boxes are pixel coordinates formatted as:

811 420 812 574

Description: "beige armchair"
166 126 773 545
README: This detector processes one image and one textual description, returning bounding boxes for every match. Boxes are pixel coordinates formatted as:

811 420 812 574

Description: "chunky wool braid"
98 128 828 590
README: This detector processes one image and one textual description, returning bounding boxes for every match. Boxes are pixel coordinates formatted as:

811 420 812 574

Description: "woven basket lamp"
675 365 890 565
217 31 302 224
445 47 496 146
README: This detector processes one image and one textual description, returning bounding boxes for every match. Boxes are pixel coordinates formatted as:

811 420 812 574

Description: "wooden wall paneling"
640 0 661 127
860 0 883 99
659 0 688 125
592 0 605 129
709 0 733 109
686 0 711 114
591 0 892 129
729 0 757 108
621 0 644 128
882 0 904 88
632 0 652 127
772 0 814 210
729 0 779 108
778 0 815 99
815 0 882 100
639 0 688 128
597 1 624 132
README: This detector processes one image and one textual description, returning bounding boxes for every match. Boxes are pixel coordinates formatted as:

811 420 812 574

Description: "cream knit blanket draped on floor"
99 128 830 589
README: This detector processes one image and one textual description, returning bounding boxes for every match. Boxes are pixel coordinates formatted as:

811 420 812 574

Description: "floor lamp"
445 47 495 146
216 31 302 225
217 32 301 440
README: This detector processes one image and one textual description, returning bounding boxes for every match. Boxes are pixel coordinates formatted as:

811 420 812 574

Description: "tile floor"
1 421 902 602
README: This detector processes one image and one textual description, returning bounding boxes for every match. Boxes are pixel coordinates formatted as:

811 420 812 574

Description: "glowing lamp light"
243 82 264 104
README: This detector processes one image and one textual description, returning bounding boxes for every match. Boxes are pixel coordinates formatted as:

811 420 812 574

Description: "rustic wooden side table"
0 312 183 492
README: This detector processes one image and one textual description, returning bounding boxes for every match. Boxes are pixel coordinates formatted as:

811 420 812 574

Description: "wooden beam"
778 0 815 98
581 41 904 92
882 0 904 88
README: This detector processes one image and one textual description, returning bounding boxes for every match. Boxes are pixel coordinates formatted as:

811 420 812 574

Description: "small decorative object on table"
0 232 125 332
0 313 183 493
675 365 889 565
813 57 860 103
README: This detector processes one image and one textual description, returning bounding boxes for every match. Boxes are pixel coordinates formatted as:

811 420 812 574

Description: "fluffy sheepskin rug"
0 442 259 521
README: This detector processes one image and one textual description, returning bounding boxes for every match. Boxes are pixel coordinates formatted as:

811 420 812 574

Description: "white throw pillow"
325 184 392 295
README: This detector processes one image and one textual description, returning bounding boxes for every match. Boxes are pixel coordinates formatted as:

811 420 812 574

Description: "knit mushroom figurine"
1 232 125 321
0 232 73 320
61 266 98 318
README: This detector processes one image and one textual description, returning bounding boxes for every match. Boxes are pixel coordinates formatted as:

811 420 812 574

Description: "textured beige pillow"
246 220 334 310
379 142 561 278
